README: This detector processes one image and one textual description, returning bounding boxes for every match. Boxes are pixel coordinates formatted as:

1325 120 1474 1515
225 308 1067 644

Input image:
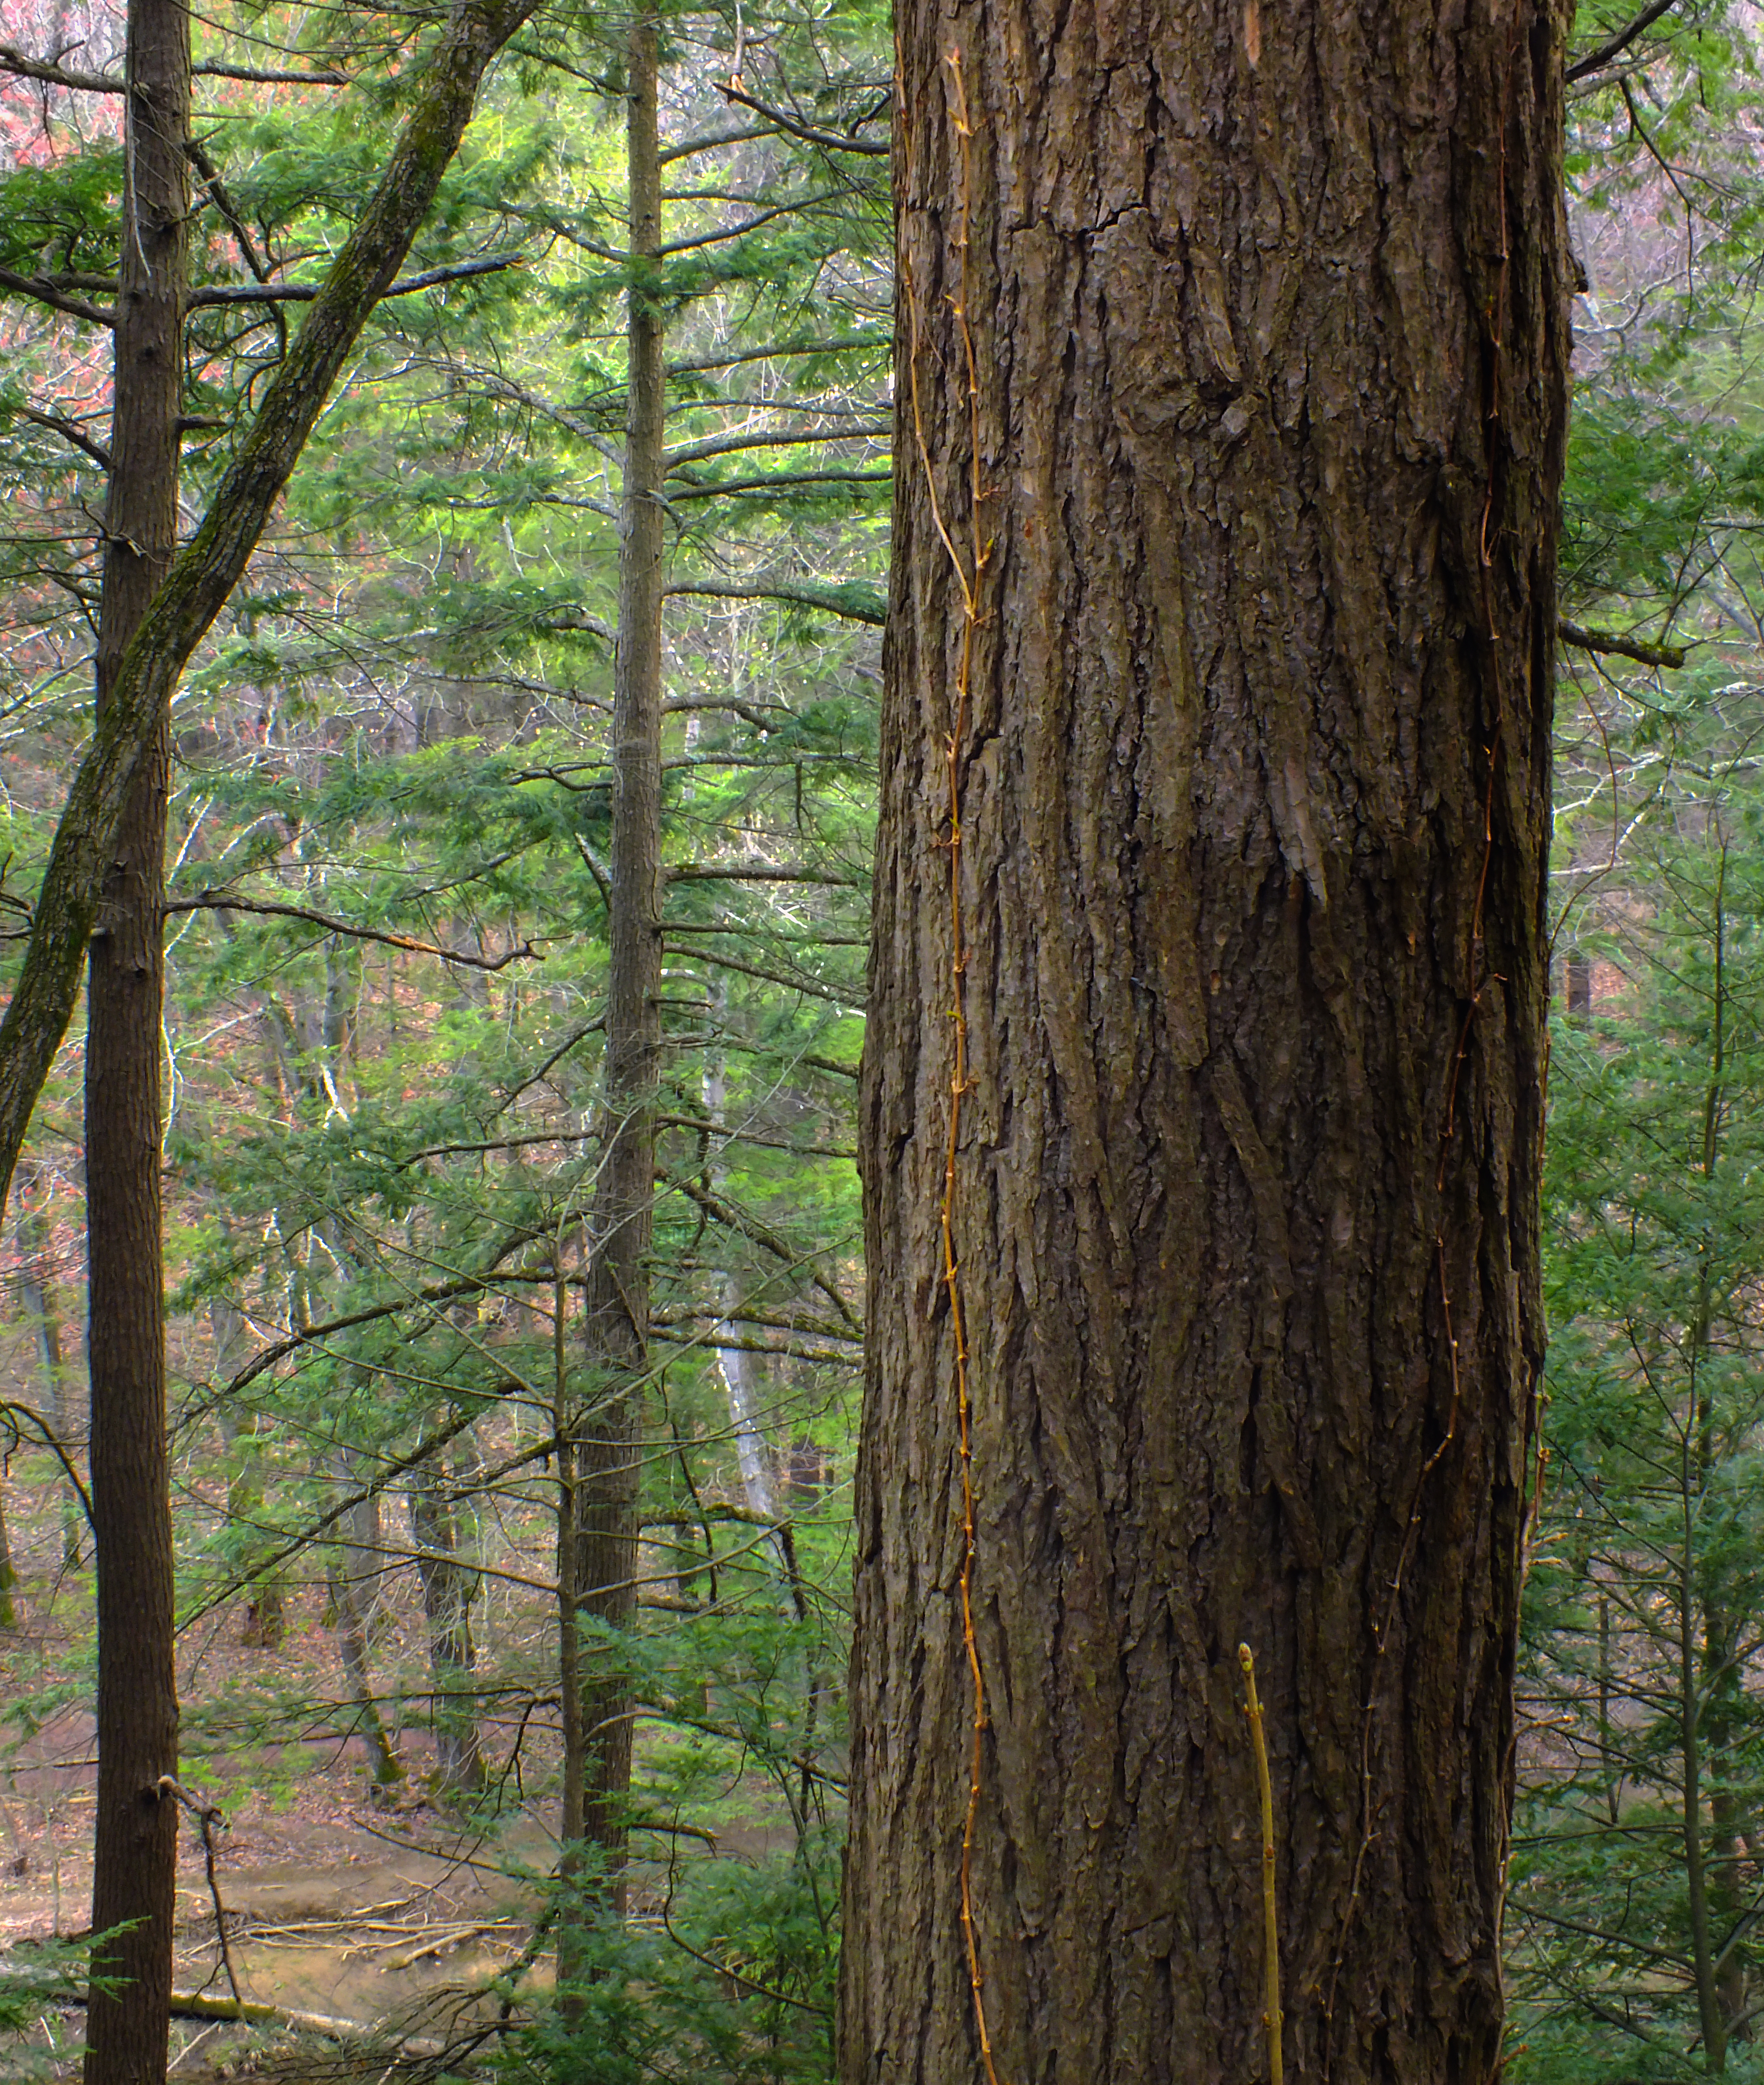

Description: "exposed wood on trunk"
842 0 1569 2079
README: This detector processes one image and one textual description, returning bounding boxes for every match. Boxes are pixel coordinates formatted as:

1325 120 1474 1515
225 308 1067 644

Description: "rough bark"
842 2 1569 2081
570 0 665 1928
0 0 539 1228
82 0 188 2075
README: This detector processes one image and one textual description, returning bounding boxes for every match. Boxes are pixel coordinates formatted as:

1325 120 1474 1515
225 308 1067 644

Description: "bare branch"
192 59 349 86
0 44 348 92
0 266 114 327
12 404 111 471
187 251 522 309
1559 617 1690 669
667 859 862 886
665 577 884 625
717 79 890 156
1566 0 1683 83
164 890 541 970
659 1165 859 1334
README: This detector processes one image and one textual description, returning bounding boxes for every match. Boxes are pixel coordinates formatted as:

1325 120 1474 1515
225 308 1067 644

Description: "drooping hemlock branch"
0 0 541 1228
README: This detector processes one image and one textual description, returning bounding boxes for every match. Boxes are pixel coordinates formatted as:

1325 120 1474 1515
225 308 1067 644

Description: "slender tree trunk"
82 2 189 2079
17 1165 83 1569
0 1464 17 1629
572 0 664 1925
555 1245 588 1999
211 1291 285 1647
702 1022 779 1532
411 1446 487 1794
1692 873 1748 2052
842 2 1568 2080
1683 1519 1725 2072
325 1454 404 1803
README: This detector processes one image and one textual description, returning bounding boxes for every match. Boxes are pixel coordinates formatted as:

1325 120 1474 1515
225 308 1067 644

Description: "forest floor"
1 1570 797 2080
0 1580 560 2078
3 1731 549 2077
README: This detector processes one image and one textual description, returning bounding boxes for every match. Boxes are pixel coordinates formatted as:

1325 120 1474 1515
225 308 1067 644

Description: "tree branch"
163 890 540 969
664 466 890 500
0 266 113 327
0 44 349 92
1558 617 1690 668
659 1165 860 1333
192 60 349 86
1566 0 1683 82
666 859 862 886
0 1397 94 1530
12 404 111 471
0 43 118 91
187 251 522 308
664 577 885 624
717 79 890 156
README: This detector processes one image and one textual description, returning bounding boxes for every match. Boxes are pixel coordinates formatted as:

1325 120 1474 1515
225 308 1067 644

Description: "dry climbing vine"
901 40 1004 2085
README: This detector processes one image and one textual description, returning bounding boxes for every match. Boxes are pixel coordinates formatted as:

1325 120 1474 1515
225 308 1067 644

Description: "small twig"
1238 1647 1283 2085
155 1776 243 2013
0 1400 93 1531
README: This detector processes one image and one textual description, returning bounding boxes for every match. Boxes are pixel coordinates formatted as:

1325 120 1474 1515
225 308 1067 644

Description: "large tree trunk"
569 0 664 1929
841 4 1569 2083
83 0 189 2077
